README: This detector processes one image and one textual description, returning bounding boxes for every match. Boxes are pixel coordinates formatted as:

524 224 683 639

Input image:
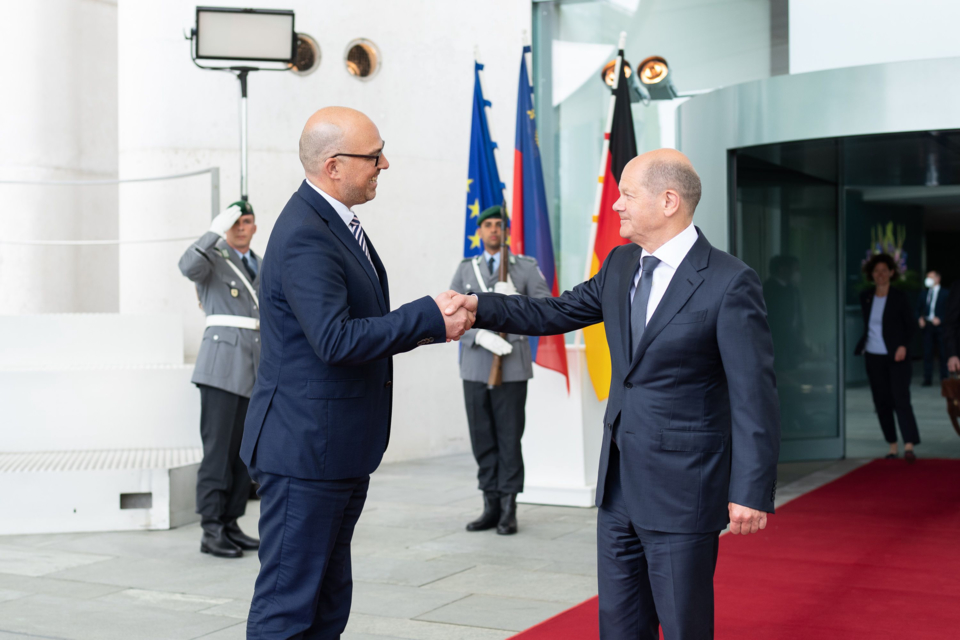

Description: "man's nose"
379 153 389 170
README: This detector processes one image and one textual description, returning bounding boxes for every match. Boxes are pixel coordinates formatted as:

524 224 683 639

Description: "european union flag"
464 61 505 257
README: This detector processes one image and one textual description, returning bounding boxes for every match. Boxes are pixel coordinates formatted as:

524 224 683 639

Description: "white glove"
209 203 244 237
475 329 513 356
493 281 518 296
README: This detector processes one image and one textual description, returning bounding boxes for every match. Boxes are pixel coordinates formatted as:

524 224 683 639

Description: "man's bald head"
627 148 701 216
613 149 702 251
299 107 373 175
300 107 388 208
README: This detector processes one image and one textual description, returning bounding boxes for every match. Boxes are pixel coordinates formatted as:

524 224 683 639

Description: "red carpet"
510 459 960 639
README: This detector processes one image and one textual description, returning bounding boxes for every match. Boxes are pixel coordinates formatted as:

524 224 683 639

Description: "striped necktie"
349 214 375 268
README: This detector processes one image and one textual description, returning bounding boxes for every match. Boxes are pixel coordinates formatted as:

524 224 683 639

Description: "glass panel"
736 140 840 441
535 0 776 293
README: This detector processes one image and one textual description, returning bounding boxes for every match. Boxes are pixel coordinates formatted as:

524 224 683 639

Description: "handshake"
434 281 517 350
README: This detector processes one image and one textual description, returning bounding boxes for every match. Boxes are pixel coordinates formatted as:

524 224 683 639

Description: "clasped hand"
435 291 479 342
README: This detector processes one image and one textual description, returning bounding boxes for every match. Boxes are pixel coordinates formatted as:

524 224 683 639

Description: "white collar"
306 178 354 227
641 222 698 269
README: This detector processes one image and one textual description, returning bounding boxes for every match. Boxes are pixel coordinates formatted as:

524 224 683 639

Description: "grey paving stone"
0 590 28 605
345 612 512 640
0 631 63 640
424 564 597 604
95 588 231 612
47 553 259 594
351 581 468 619
0 593 238 640
190 621 247 639
341 633 411 640
416 593 574 631
197 598 251 619
351 557 475 588
0 573 123 600
0 545 113 578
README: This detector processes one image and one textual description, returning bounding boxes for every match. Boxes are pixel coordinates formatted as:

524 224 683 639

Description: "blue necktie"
630 256 661 358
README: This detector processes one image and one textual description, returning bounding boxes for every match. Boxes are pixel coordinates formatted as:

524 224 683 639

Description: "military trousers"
462 380 527 495
196 384 252 520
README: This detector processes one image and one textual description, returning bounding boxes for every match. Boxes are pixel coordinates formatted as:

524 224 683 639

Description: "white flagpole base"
518 344 606 508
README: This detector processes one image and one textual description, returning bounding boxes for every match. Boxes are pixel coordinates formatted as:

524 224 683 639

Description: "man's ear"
322 157 339 180
662 189 681 218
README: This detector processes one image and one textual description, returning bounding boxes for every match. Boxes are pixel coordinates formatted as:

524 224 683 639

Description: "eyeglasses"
330 143 385 167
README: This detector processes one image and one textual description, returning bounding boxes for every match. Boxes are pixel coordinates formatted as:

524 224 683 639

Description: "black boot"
466 491 501 531
200 518 243 558
223 518 260 550
497 494 518 535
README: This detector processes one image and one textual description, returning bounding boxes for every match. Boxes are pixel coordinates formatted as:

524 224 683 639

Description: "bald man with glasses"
241 107 474 639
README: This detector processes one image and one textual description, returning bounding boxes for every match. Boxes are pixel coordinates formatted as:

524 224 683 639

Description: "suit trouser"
196 384 251 520
462 380 527 494
922 325 949 382
597 442 720 640
246 471 369 640
864 353 921 445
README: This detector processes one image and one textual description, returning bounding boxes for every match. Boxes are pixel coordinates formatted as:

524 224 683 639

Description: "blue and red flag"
512 46 570 390
463 60 505 257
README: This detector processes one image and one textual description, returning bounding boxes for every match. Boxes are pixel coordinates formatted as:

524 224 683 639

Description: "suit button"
385 381 392 388
624 382 633 389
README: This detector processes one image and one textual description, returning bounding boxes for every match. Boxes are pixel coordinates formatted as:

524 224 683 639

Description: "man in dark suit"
445 149 780 640
241 107 474 639
917 270 949 385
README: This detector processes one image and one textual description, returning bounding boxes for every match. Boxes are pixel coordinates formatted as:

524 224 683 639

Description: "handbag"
942 374 960 437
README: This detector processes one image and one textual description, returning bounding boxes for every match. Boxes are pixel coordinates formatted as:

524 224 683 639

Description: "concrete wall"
0 0 119 314
117 0 531 462
790 0 960 74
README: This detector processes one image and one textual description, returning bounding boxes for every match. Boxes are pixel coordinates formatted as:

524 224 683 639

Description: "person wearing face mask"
917 270 950 386
855 254 920 462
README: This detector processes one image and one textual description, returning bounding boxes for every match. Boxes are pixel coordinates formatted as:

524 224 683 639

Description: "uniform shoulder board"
220 249 231 258
460 257 474 263
517 254 536 262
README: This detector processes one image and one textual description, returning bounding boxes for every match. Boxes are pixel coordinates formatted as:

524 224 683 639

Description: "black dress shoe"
497 493 518 535
466 491 501 532
922 380 932 387
224 519 260 550
200 524 243 558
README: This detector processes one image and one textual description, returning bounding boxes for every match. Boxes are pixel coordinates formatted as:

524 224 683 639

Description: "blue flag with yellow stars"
463 61 505 257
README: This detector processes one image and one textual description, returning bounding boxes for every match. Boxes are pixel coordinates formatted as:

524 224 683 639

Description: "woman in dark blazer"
854 253 920 462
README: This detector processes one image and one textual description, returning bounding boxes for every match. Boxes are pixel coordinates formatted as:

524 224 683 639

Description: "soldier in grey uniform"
450 206 552 535
179 200 262 558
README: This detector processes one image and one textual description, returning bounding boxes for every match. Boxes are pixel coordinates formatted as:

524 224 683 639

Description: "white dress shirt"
927 285 941 320
306 178 354 228
630 223 699 326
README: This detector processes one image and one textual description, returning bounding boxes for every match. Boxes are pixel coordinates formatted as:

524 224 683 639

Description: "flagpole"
574 31 626 348
474 46 507 205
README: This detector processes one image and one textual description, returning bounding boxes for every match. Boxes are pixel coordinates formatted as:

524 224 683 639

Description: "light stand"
185 7 297 206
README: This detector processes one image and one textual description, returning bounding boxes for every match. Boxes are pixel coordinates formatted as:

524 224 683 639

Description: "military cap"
477 205 504 226
228 199 255 217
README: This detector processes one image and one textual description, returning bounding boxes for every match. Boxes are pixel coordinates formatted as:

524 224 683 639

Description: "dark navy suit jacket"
474 230 780 533
241 181 445 480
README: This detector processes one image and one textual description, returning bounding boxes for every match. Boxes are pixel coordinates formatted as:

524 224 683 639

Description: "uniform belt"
205 315 259 331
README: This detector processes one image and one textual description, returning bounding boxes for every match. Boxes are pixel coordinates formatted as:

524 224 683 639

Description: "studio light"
186 7 317 203
601 59 632 88
599 55 678 102
637 56 678 100
195 7 295 63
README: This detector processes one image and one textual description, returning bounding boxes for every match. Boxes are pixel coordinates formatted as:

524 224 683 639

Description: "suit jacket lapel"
628 232 710 372
365 234 390 310
297 181 387 314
